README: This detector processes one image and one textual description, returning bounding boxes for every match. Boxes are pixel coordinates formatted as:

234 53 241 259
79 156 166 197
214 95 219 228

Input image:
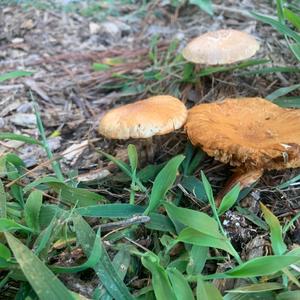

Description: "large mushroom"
99 95 187 159
182 29 260 66
185 97 300 202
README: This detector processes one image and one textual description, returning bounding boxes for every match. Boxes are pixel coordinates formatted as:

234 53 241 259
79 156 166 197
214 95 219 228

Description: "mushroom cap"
185 97 300 170
182 29 260 65
99 95 187 139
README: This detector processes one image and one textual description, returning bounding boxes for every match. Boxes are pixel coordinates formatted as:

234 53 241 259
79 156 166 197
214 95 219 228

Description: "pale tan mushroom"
185 97 300 203
181 29 260 102
182 29 260 65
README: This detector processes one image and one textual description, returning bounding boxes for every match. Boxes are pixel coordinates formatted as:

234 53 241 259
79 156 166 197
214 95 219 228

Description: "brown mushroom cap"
185 97 300 170
99 95 187 139
182 29 260 65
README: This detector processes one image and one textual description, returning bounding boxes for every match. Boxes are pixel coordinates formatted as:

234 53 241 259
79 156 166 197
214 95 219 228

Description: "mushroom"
99 95 188 159
181 29 260 101
185 97 300 203
182 29 260 65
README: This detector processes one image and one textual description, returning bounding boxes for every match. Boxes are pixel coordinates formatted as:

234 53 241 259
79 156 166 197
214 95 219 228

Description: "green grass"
252 0 300 108
94 36 269 98
0 121 300 299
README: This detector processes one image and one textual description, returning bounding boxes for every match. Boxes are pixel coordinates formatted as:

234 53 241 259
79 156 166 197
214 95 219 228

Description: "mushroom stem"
195 64 201 73
194 64 203 100
145 137 155 163
215 168 263 207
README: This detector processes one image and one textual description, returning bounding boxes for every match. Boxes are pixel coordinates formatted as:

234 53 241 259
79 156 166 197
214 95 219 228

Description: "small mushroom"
99 95 187 160
185 97 300 202
182 29 260 65
181 29 260 101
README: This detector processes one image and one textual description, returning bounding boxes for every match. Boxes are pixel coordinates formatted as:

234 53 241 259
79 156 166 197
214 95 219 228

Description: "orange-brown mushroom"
185 97 300 202
99 95 187 161
99 95 187 139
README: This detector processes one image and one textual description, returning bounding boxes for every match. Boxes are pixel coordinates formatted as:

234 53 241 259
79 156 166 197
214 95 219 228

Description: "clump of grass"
252 0 300 107
94 35 268 100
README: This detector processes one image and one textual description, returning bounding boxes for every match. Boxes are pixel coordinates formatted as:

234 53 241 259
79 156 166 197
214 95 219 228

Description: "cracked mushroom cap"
182 29 260 65
99 95 187 139
185 97 300 170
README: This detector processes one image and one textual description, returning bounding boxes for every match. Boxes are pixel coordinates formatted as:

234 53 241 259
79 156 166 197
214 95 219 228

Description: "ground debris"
0 1 300 298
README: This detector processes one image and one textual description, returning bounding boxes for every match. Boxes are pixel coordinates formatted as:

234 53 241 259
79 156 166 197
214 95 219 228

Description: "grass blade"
34 217 58 256
99 150 131 177
180 176 207 203
200 171 214 204
273 96 300 108
51 230 102 274
0 179 6 218
127 144 138 173
260 203 287 255
146 213 175 232
283 210 300 234
141 252 176 300
167 268 194 300
241 66 300 76
76 204 145 218
252 12 300 43
137 163 165 182
236 206 268 230
144 155 185 215
73 215 134 300
32 99 64 181
177 227 234 255
25 176 105 207
197 59 268 78
227 282 284 293
284 8 300 30
266 83 300 100
289 42 300 61
277 173 300 189
0 132 41 145
24 190 43 233
217 184 241 216
5 232 75 300
94 249 131 300
0 241 11 258
225 255 300 278
186 246 208 275
196 277 222 300
0 218 33 233
190 0 213 15
277 291 300 300
0 70 33 82
164 202 222 239
24 176 63 193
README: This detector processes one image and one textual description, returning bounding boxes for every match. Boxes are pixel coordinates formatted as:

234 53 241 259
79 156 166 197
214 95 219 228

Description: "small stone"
11 37 24 44
100 21 122 41
0 118 5 128
17 102 33 113
9 113 37 128
89 22 101 35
